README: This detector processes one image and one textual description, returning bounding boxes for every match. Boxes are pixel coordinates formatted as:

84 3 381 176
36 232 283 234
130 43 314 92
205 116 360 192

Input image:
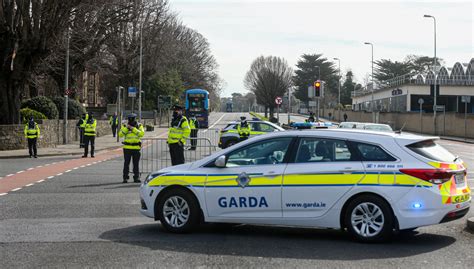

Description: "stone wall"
0 118 158 151
321 109 474 139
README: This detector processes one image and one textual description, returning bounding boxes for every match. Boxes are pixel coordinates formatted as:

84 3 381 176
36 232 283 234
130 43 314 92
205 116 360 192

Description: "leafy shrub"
51 97 86 119
20 108 47 122
21 96 58 119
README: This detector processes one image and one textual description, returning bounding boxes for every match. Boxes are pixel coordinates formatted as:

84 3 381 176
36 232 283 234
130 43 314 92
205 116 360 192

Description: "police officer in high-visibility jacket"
189 116 199 150
119 113 145 183
168 105 190 165
81 112 97 158
24 116 40 158
237 116 250 142
109 112 119 137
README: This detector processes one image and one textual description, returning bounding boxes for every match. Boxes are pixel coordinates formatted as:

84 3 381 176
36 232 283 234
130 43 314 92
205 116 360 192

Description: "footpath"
0 127 169 159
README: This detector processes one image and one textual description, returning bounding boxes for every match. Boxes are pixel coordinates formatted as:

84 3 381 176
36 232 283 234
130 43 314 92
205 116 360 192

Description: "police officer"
109 112 119 137
237 116 250 142
24 116 40 158
119 113 144 183
168 105 190 166
76 113 86 148
81 112 97 158
189 116 199 150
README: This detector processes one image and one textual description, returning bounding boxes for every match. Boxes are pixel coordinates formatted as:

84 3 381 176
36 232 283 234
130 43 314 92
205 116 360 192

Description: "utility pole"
117 86 123 143
334 58 341 120
424 14 437 135
63 28 70 144
364 42 374 122
138 23 143 122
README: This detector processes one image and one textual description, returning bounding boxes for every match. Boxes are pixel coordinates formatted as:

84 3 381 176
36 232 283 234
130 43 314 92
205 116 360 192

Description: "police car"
218 120 284 148
140 129 471 242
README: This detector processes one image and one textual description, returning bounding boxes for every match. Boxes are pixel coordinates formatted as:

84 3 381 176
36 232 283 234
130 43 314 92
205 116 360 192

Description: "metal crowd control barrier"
198 128 221 147
140 137 218 174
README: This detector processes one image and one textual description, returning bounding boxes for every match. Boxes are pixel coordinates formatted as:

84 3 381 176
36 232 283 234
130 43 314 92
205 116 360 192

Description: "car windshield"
364 124 393 132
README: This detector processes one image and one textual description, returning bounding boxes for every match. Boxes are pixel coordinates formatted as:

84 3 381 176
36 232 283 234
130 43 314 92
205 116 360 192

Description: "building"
78 71 102 107
352 58 474 113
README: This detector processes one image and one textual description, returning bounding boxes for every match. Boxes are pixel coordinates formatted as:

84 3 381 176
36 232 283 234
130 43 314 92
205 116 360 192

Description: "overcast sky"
170 0 473 97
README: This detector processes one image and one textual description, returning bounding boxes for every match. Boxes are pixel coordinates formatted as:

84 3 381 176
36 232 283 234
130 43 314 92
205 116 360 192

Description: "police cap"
172 105 184 110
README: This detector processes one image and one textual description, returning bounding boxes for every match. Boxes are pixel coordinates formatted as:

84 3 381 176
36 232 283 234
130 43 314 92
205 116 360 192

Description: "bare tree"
244 56 293 118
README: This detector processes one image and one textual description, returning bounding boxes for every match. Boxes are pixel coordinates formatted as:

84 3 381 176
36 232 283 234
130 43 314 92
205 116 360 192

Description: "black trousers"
169 143 185 166
79 128 85 148
27 138 37 157
123 148 141 180
111 125 117 137
83 135 95 156
190 129 198 150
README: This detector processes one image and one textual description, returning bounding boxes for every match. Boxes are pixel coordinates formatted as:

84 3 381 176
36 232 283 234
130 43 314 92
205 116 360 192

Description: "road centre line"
65 170 72 173
56 173 63 176
6 174 14 177
205 113 226 132
16 170 24 174
11 188 21 192
25 183 34 187
47 176 54 179
27 168 34 171
37 180 45 183
0 193 7 196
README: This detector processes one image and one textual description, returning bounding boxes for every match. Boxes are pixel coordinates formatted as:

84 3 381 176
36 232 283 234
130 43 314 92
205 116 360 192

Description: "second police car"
140 129 471 242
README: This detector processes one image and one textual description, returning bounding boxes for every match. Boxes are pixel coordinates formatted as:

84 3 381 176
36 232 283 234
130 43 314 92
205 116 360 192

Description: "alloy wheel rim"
163 196 190 228
351 202 384 238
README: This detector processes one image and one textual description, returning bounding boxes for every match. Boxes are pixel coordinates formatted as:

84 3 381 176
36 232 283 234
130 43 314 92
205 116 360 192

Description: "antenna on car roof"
395 122 406 134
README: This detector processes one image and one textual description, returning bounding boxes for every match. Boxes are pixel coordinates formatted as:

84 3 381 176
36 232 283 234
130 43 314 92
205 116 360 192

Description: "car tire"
344 194 394 243
157 188 200 233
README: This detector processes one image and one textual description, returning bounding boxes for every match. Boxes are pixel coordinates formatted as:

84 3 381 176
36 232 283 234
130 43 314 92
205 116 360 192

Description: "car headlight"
144 172 165 185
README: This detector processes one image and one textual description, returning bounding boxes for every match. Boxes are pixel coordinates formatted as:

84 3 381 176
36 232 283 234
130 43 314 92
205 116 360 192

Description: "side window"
227 138 292 166
259 123 275 132
295 138 352 163
355 143 396 161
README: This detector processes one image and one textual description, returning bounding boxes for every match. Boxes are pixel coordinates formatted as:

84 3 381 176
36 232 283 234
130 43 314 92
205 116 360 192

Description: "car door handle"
263 171 279 178
339 168 357 174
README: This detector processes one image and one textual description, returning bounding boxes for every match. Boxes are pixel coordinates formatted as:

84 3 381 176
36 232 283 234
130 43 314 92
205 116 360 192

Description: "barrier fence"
140 137 218 174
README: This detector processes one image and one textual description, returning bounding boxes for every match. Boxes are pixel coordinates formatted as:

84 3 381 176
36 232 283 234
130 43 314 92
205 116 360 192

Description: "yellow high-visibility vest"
24 122 40 139
167 116 191 144
81 119 97 136
119 123 145 150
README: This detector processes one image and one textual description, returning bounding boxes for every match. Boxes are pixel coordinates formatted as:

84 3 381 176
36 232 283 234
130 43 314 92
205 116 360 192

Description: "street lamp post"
333 58 341 120
424 14 437 135
314 65 320 119
364 42 375 122
138 23 143 122
63 28 70 144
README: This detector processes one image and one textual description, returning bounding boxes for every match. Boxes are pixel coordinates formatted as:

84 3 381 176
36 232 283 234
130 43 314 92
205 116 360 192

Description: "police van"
140 129 470 242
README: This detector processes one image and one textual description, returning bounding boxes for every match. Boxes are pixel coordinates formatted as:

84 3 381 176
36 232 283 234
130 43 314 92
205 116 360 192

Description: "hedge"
21 96 59 119
20 108 47 122
51 96 86 119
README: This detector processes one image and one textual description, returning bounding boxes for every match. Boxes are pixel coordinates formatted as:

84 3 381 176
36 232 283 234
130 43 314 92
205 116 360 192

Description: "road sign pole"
465 100 468 141
277 104 280 123
420 103 423 134
317 98 320 121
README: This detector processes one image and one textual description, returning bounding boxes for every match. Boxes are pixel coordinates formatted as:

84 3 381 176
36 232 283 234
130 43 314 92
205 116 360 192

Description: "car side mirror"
215 155 227 168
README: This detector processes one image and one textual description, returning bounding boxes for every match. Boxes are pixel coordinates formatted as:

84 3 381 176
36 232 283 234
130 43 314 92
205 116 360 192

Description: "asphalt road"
1 112 473 268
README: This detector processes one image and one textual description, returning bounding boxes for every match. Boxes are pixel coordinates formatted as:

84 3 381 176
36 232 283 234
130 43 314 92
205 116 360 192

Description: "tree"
244 56 293 118
293 54 338 106
373 59 414 82
341 71 363 106
144 69 184 110
405 55 444 73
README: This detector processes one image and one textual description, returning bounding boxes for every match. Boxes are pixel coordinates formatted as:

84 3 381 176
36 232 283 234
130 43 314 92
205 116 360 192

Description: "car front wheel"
157 188 200 233
344 195 394 242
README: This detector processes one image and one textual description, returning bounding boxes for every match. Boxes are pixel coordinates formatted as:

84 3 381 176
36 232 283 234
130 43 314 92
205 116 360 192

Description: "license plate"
454 173 465 185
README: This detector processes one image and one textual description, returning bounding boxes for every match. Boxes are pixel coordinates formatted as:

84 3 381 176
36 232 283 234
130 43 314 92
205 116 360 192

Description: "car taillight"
399 169 454 184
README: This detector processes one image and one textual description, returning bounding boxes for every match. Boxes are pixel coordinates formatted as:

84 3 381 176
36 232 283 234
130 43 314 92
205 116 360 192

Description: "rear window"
407 140 456 163
355 143 397 161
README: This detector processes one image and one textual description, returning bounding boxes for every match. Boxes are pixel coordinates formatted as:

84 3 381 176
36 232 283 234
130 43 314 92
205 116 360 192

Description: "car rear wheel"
157 188 200 233
344 195 393 243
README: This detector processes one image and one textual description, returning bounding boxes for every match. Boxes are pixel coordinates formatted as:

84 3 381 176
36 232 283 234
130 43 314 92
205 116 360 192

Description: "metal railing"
140 137 219 174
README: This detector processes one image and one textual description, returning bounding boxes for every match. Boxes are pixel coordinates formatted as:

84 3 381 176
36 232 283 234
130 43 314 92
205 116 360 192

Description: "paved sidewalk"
0 127 169 159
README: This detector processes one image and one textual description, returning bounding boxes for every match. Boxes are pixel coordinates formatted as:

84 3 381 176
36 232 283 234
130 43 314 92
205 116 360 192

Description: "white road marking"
80 165 86 168
86 164 91 166
25 183 34 187
16 170 24 174
37 179 45 183
47 176 54 179
27 168 34 171
65 170 72 173
6 174 14 177
36 165 43 168
56 173 63 176
11 188 22 192
205 113 226 132
73 167 79 170
0 193 7 196
44 164 50 166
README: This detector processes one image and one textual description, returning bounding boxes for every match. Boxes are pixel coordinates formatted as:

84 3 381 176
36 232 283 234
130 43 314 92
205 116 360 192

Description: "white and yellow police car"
140 129 471 242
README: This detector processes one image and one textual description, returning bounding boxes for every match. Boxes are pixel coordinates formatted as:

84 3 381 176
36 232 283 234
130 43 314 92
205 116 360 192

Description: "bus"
185 89 209 128
226 102 233 112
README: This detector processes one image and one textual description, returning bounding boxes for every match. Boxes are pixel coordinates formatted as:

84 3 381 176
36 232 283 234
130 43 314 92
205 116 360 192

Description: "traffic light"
314 80 321 97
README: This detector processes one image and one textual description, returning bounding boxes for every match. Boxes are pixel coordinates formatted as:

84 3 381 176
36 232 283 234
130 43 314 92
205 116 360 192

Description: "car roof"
227 120 284 130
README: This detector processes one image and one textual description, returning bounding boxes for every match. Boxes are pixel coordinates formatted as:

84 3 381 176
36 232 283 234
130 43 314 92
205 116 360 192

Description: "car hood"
159 162 195 174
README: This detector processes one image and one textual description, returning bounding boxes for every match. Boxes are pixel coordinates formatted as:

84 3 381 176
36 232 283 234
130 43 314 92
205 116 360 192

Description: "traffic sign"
128 87 137 98
434 105 445 112
461 96 471 103
275 96 283 105
418 98 424 105
158 95 172 109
